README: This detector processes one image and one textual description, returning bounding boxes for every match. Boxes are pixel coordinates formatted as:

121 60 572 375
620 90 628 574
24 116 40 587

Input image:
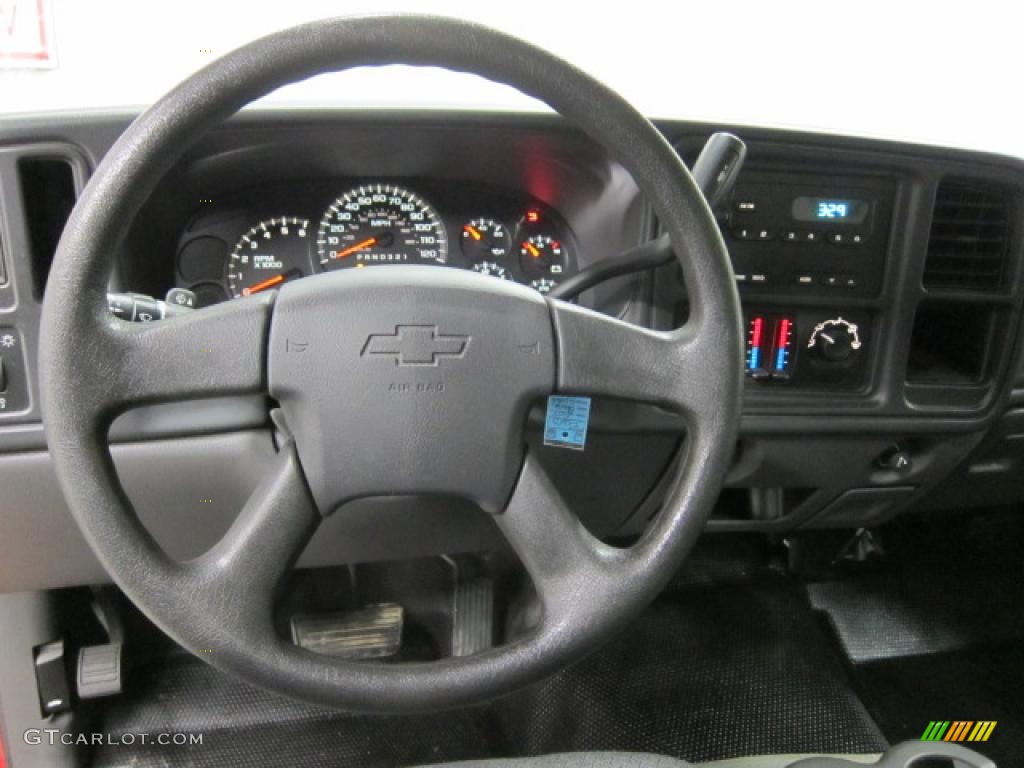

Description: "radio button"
733 227 773 241
827 232 866 245
824 274 859 288
804 231 821 243
782 230 800 242
795 274 816 286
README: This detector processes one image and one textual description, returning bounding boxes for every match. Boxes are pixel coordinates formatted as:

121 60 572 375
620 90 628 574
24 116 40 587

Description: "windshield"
1 0 1020 159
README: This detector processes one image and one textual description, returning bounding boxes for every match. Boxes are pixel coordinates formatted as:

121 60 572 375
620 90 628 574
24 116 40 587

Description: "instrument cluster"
174 180 578 306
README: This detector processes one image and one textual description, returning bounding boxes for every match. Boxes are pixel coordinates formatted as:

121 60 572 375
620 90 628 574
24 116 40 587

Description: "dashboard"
0 110 1023 594
175 179 579 306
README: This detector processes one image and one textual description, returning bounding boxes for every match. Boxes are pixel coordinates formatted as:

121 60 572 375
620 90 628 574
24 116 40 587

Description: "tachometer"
227 217 311 299
316 184 447 270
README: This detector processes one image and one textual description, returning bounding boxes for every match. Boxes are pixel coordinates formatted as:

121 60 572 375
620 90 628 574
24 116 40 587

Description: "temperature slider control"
746 315 795 381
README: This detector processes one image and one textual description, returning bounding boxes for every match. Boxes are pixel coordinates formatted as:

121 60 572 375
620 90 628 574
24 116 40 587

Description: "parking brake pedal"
290 603 403 659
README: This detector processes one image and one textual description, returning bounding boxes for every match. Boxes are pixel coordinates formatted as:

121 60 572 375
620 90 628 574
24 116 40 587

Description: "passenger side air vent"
923 181 1009 292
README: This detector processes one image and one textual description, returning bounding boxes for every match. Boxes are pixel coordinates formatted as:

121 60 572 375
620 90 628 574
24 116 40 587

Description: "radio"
722 172 894 299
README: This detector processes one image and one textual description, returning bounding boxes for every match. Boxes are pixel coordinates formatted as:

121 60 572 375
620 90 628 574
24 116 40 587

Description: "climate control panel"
744 310 871 391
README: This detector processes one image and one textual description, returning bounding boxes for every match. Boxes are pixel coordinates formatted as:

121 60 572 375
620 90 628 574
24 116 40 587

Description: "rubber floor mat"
807 513 1024 663
806 573 1024 662
89 579 885 767
852 644 1023 768
88 653 511 768
500 579 886 763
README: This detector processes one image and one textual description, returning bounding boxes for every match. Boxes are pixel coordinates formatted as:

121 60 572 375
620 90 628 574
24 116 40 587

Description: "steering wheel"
39 15 742 712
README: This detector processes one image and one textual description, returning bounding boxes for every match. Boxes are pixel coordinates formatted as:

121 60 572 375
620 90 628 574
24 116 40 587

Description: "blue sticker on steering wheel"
544 395 592 450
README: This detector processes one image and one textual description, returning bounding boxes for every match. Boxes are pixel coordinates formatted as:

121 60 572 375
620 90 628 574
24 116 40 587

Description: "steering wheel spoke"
549 299 709 414
497 451 623 624
186 443 320 626
97 294 273 414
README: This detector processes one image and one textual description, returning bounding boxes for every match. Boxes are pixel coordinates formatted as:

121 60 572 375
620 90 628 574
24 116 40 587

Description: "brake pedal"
290 603 403 659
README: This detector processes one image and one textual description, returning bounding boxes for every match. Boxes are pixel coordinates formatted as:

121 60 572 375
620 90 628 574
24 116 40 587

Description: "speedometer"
316 184 447 270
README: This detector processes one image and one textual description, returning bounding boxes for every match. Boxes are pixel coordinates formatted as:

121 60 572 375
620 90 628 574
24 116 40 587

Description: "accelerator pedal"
451 577 494 657
290 603 403 659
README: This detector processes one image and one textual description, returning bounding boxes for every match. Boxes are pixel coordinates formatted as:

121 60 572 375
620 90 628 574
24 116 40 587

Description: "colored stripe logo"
921 721 996 742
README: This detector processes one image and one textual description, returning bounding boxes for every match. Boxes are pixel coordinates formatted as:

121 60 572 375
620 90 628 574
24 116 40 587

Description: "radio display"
792 196 869 223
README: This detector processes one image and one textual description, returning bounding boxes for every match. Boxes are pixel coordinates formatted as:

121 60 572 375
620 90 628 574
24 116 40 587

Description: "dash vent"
17 155 78 299
924 181 1009 292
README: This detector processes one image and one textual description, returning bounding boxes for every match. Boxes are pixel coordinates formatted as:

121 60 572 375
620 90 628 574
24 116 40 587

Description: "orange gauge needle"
241 267 303 296
523 241 540 258
242 273 285 296
464 225 482 241
334 236 377 260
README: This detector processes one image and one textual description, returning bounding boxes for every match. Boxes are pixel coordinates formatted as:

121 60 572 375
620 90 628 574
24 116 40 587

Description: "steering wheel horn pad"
38 15 742 712
269 266 554 515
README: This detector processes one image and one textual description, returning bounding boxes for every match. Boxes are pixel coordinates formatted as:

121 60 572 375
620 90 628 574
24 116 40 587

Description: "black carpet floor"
89 575 885 767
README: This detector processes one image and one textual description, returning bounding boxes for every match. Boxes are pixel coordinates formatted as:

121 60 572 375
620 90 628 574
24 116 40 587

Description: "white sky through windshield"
1 0 1021 159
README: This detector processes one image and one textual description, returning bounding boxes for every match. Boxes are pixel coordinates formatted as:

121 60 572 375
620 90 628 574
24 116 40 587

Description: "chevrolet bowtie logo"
361 325 470 366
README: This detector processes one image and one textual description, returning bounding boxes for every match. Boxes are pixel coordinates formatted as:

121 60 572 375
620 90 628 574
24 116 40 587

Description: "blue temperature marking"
750 348 761 370
775 347 788 371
